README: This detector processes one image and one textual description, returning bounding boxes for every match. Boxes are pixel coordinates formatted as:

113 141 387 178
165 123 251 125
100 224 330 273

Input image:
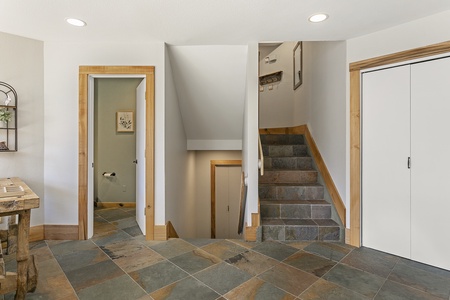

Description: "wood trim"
96 202 136 208
244 212 260 242
78 66 155 240
259 125 346 226
349 40 450 71
154 225 167 241
44 225 79 240
167 221 179 238
349 70 361 247
29 225 44 242
210 160 242 238
348 41 450 247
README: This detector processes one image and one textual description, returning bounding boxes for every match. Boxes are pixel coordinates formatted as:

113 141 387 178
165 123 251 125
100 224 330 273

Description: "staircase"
259 134 342 242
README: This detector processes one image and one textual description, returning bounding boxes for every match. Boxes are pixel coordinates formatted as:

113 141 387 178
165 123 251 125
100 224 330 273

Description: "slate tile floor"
2 207 450 300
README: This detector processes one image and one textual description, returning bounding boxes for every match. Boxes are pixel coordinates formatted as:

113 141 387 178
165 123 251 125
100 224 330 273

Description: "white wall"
345 9 450 227
164 45 196 237
308 41 347 218
43 41 165 225
194 150 242 238
242 42 259 227
168 45 247 150
0 32 44 227
259 42 313 128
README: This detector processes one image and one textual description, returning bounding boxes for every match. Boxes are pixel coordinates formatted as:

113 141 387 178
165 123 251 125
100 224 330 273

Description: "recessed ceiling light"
309 13 328 23
66 18 87 27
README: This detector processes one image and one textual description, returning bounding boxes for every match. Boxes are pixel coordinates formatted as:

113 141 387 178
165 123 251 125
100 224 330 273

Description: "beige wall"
194 150 242 238
94 78 142 204
0 32 44 227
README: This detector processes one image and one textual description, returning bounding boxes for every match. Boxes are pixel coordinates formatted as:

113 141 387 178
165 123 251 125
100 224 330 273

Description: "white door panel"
136 79 146 235
362 65 411 258
411 57 450 270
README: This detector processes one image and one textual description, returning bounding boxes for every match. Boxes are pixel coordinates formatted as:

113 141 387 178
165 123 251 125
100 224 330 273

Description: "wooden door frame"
78 66 155 240
349 41 450 247
210 160 242 238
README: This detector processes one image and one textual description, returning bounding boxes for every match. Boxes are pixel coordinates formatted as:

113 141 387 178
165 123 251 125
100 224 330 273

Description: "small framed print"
116 111 134 132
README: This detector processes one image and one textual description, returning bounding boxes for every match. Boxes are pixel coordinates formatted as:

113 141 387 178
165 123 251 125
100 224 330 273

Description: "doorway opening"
78 66 155 240
210 160 242 239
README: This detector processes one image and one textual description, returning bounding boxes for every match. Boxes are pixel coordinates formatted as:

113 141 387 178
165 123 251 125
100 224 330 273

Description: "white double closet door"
362 56 450 271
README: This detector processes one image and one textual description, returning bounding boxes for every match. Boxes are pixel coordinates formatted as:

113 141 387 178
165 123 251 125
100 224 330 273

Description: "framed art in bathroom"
116 111 134 132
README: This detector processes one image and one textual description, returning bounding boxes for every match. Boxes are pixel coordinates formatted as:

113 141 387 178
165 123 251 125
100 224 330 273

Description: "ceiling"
1 0 450 44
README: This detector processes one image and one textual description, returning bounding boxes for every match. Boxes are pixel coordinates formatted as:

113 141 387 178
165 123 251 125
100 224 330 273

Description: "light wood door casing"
362 65 411 258
411 57 450 270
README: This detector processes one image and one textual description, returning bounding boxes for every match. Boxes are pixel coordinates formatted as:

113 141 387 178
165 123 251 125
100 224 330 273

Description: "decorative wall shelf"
259 71 283 86
0 82 18 152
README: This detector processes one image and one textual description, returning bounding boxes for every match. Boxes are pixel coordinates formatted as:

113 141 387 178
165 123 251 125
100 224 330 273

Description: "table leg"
14 210 30 300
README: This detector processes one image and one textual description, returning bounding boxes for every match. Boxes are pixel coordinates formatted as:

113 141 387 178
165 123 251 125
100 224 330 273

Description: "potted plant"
0 108 12 125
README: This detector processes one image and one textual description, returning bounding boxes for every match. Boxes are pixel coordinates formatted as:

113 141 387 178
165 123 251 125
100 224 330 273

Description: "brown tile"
258 263 318 296
225 250 278 276
284 251 336 277
225 277 296 300
300 279 369 300
150 276 219 300
283 241 312 250
228 239 259 249
101 239 165 273
170 249 221 274
201 240 247 260
149 238 197 259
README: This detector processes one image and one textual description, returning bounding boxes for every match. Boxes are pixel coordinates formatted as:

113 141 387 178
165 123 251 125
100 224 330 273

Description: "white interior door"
362 65 411 258
215 166 242 239
411 57 450 270
136 79 146 235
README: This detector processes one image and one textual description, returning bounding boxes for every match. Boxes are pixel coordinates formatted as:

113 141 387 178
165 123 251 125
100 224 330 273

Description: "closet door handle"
407 157 411 169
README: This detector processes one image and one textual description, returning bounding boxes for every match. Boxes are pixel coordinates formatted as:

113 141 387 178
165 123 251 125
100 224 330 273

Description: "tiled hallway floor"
3 207 450 299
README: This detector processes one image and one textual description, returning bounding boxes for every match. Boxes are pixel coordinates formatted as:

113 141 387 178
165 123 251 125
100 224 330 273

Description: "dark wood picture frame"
293 42 303 90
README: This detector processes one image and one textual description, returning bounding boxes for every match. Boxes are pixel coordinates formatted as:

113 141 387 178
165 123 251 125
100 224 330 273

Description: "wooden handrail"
258 134 264 176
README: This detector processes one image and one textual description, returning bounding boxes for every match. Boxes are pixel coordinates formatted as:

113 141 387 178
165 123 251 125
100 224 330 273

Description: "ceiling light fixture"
66 18 87 27
309 13 328 23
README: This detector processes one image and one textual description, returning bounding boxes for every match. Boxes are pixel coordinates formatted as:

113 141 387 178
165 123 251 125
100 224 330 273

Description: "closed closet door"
411 57 450 270
362 65 411 258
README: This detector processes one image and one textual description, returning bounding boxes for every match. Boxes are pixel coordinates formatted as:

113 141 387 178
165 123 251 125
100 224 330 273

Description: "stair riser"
260 134 305 145
262 145 308 157
260 170 318 184
262 225 340 241
261 204 332 219
264 157 313 170
259 186 324 200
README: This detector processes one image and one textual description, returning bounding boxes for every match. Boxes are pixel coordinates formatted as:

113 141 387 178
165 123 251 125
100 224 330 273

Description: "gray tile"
225 250 278 276
262 225 285 241
303 242 351 262
300 279 370 300
341 246 399 277
285 226 318 241
375 279 444 300
95 208 132 221
398 258 450 280
54 248 109 273
123 225 143 237
150 238 196 259
311 205 332 219
252 241 298 261
184 239 217 247
65 259 125 292
225 277 296 300
150 276 219 300
323 264 385 298
92 230 133 247
113 216 139 229
49 239 98 256
389 262 450 299
194 262 252 295
129 260 189 293
318 226 341 241
284 251 336 277
201 240 247 260
261 203 281 218
281 204 311 219
169 249 221 274
77 274 146 300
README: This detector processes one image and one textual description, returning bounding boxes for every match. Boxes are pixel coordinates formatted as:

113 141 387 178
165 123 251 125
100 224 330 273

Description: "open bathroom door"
135 79 146 235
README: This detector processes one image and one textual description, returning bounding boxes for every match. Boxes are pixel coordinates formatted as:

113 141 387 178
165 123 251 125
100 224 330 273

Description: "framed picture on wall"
116 111 134 132
293 42 303 90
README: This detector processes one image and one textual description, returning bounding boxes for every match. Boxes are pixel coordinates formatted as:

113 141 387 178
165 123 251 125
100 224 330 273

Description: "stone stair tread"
262 169 317 172
261 218 339 227
260 199 329 205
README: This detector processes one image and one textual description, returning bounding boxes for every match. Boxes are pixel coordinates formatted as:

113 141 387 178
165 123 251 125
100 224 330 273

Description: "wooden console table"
0 177 39 299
